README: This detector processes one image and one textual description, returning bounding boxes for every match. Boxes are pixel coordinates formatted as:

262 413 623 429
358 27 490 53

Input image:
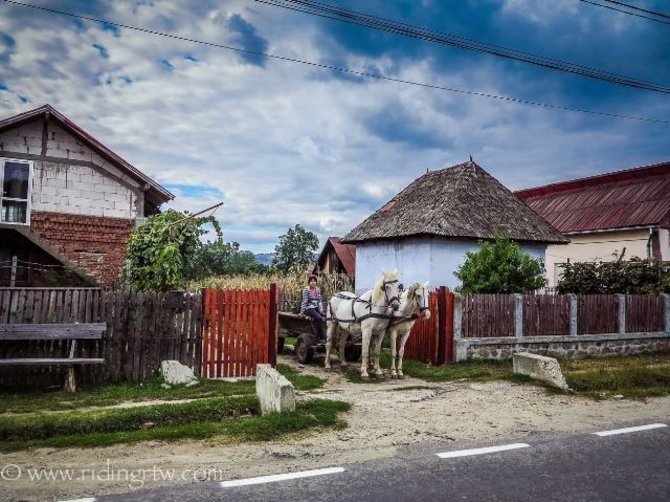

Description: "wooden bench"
0 323 106 392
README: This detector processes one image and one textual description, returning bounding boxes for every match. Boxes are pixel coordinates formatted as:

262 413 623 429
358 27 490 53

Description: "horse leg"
372 331 385 378
397 330 411 379
360 327 371 380
389 328 398 379
339 329 348 369
324 321 335 370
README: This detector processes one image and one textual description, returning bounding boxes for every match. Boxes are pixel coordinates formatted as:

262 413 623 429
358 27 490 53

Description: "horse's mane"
371 270 398 305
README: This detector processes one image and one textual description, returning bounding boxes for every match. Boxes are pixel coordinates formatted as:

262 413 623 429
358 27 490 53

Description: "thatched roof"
342 160 568 245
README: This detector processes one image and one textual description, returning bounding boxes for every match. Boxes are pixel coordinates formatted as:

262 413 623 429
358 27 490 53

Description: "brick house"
0 104 173 286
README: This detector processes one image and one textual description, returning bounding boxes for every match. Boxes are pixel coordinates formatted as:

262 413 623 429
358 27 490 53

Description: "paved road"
86 422 669 502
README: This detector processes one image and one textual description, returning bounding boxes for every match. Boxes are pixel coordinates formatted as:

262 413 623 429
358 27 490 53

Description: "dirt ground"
2 354 669 501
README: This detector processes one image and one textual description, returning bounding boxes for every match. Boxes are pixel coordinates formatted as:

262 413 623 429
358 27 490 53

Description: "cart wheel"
295 333 315 364
344 344 362 362
277 336 286 354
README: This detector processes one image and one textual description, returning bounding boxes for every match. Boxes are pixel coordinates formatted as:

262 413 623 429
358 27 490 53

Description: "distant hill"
254 253 275 265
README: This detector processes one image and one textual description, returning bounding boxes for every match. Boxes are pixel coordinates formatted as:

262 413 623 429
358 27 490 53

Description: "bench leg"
64 366 77 393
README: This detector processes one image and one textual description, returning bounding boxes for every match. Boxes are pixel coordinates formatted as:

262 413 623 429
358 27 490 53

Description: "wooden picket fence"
201 286 277 378
460 293 668 337
0 288 202 387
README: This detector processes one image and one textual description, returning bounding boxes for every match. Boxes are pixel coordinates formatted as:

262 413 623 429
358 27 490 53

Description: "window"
1 158 32 225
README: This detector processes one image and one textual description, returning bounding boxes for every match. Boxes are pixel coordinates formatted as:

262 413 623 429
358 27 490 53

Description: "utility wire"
255 0 670 93
1 0 669 125
577 0 670 25
603 0 670 20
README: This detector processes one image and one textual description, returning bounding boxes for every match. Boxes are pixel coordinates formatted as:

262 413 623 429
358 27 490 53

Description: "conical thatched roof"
342 160 568 245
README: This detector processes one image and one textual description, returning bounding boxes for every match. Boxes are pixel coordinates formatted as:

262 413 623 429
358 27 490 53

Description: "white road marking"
58 498 96 502
220 467 345 488
593 423 667 437
436 443 530 459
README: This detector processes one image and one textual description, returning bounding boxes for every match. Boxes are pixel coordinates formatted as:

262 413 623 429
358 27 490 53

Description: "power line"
577 0 670 25
1 0 669 125
255 0 670 93
603 0 670 20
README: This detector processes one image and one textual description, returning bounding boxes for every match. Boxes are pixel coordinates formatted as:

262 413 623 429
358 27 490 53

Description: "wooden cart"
278 312 362 364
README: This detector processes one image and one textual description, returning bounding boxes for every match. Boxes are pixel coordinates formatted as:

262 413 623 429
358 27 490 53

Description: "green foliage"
123 209 221 291
189 240 271 278
272 224 319 274
557 256 669 294
454 236 547 293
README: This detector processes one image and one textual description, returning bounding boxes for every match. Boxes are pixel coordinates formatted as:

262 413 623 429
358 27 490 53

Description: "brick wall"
30 211 135 285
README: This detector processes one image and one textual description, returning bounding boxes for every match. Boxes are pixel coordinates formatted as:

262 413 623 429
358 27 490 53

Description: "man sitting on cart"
300 274 327 342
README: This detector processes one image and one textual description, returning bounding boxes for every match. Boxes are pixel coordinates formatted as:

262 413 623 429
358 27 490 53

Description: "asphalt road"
86 422 669 502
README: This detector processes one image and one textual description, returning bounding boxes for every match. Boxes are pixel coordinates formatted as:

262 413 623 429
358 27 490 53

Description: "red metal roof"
515 161 670 233
315 237 356 276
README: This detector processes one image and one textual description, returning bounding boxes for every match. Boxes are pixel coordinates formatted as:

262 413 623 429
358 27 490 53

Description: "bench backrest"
0 323 106 341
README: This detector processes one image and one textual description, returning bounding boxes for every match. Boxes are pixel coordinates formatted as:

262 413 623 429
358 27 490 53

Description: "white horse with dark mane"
387 282 431 379
325 270 401 379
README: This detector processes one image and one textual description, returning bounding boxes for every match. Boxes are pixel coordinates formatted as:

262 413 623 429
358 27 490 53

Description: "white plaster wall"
0 118 142 219
356 237 548 291
660 228 669 262
544 229 650 287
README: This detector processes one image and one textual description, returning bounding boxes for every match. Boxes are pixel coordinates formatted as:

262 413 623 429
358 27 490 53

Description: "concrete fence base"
455 331 670 362
256 364 295 415
513 352 569 390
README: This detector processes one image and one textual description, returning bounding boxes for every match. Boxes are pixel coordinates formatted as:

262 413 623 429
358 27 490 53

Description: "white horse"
387 282 431 379
325 270 401 379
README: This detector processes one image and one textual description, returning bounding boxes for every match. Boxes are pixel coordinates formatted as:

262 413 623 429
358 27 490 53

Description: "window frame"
0 157 33 226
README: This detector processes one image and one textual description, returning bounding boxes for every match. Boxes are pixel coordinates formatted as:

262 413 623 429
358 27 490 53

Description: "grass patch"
1 399 350 451
344 353 513 383
0 395 258 442
560 352 670 399
276 364 325 390
0 376 256 414
284 336 297 347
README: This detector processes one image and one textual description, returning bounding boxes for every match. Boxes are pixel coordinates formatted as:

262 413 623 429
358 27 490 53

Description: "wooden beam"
0 358 104 365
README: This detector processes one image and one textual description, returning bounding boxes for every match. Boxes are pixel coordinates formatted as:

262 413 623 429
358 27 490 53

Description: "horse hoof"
361 374 370 380
398 374 405 379
390 373 397 379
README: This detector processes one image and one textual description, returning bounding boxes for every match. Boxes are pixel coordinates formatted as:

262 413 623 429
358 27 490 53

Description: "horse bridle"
413 287 430 316
381 279 401 307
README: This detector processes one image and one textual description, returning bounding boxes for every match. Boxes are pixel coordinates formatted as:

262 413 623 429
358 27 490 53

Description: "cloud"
0 0 668 255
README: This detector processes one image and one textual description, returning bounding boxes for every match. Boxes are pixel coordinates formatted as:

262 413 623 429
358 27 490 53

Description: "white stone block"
256 364 295 414
160 360 199 386
513 352 569 390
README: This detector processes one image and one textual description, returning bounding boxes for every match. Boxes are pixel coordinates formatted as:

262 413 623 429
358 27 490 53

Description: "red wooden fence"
578 295 619 334
201 286 278 378
404 288 454 365
626 295 664 333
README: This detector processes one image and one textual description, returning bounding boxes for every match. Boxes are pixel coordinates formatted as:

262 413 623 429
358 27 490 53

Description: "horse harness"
329 279 400 324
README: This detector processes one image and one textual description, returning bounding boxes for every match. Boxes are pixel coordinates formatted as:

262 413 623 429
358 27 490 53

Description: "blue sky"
1 0 669 253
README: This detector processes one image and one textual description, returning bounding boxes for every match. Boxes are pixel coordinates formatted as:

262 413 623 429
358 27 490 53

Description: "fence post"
568 294 578 336
453 293 463 340
268 283 278 367
514 294 524 338
436 287 447 365
663 294 670 333
617 294 626 334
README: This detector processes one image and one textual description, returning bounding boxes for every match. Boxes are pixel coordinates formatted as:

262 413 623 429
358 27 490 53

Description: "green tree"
123 209 221 291
455 236 547 293
272 224 319 274
189 241 271 277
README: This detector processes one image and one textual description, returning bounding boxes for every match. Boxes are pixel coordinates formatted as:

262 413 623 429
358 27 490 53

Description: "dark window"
1 160 31 224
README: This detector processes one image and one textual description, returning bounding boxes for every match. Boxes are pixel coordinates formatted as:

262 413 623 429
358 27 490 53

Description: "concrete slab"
513 352 569 390
256 364 295 414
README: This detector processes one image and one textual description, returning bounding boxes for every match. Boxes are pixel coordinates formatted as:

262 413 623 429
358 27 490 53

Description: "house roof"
0 104 174 210
315 237 356 276
342 160 568 245
515 160 670 234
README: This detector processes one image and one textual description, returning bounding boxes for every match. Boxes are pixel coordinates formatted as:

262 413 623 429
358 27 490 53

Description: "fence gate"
201 285 278 378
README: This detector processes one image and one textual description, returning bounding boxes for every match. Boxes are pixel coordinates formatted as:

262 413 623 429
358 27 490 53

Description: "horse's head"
407 281 430 319
373 269 401 311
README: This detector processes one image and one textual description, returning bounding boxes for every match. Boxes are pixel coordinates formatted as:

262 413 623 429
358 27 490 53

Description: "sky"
1 0 669 254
